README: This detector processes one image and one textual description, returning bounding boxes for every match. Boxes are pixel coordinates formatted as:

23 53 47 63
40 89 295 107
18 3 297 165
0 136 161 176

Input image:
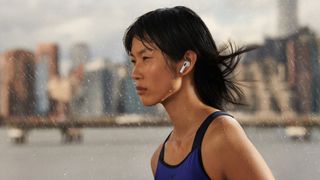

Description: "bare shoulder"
201 115 244 178
150 143 163 176
203 115 245 151
206 115 246 143
203 115 275 180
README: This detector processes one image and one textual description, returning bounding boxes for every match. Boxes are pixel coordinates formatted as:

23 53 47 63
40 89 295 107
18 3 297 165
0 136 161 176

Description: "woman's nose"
131 65 143 80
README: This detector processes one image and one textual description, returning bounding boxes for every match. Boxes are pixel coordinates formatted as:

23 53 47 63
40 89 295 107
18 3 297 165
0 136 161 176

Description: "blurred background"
0 0 320 179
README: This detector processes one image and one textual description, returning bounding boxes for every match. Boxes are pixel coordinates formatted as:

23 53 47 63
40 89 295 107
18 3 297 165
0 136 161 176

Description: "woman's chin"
142 101 158 106
140 98 159 106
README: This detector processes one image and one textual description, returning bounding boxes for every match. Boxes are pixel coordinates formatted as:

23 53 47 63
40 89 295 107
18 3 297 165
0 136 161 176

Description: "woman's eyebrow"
129 48 153 57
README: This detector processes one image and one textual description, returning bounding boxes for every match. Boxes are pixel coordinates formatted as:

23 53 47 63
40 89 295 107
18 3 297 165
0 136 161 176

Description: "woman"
123 6 274 180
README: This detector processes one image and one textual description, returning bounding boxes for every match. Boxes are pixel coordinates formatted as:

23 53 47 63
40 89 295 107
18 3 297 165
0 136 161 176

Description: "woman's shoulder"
201 115 246 178
203 115 275 179
206 114 246 143
202 114 251 162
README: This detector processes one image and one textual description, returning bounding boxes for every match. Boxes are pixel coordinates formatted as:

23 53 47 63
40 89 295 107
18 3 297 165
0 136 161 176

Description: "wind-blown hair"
123 6 255 110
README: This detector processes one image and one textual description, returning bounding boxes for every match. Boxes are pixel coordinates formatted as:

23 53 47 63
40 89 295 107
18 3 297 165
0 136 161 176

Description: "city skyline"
0 0 319 64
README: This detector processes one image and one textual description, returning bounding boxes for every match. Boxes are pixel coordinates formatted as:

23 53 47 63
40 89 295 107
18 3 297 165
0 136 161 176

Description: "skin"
129 37 275 180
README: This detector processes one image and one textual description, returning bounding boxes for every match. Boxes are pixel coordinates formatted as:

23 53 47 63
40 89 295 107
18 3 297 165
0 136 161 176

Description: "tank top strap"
192 111 233 150
159 131 172 161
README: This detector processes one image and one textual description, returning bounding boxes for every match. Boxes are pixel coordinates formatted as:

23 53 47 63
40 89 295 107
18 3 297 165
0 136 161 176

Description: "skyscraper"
0 50 35 117
278 0 299 37
34 43 59 115
70 58 117 116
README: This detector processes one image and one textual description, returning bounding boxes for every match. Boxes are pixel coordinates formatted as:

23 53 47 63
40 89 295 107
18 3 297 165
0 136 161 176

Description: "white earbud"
179 59 191 74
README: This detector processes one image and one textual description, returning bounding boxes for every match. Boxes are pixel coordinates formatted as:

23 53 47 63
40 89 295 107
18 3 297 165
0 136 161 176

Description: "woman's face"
129 37 181 106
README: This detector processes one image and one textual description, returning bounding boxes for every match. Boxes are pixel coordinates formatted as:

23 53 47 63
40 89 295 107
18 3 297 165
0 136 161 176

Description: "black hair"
123 6 255 110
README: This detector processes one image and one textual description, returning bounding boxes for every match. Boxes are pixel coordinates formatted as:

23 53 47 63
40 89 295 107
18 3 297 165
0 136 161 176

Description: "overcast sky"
0 0 319 64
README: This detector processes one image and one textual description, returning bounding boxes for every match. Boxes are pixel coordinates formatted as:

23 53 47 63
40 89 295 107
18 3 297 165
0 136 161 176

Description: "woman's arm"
203 116 275 180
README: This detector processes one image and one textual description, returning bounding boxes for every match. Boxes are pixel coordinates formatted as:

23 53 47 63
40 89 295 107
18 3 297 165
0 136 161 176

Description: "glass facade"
35 55 50 115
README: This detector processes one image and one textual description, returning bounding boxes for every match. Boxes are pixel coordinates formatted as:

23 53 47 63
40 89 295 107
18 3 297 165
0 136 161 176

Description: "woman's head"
124 6 252 110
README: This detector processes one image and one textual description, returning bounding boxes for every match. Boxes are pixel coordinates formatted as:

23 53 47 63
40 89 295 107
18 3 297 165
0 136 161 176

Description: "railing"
1 113 320 128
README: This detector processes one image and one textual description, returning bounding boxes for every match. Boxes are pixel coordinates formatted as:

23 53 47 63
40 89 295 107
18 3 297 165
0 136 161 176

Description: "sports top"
155 111 232 180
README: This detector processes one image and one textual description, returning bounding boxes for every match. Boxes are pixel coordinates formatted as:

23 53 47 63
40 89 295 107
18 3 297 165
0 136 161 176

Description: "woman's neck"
161 83 217 140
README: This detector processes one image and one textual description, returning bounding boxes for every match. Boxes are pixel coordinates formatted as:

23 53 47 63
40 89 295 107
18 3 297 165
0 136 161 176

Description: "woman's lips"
136 86 147 95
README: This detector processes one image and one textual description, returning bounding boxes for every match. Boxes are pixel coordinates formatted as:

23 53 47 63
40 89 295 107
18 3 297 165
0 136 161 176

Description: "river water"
0 126 319 180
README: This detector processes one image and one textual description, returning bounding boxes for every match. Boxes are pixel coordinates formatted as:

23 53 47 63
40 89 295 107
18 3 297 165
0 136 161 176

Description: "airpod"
179 59 191 74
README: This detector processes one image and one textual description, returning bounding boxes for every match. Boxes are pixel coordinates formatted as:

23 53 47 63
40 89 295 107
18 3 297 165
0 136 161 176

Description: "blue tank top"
155 111 232 180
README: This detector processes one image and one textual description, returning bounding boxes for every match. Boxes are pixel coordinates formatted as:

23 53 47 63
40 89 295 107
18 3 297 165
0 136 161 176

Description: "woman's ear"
178 50 197 75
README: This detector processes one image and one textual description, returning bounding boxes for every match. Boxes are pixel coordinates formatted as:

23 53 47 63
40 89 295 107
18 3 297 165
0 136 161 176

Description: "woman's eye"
130 60 136 65
142 57 150 61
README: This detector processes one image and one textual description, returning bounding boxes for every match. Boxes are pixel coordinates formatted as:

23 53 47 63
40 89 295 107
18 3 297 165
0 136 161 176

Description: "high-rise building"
70 58 117 116
278 0 299 37
317 38 320 65
0 53 4 116
0 50 35 117
286 28 319 113
70 43 90 68
242 27 320 114
70 58 161 117
34 43 59 115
